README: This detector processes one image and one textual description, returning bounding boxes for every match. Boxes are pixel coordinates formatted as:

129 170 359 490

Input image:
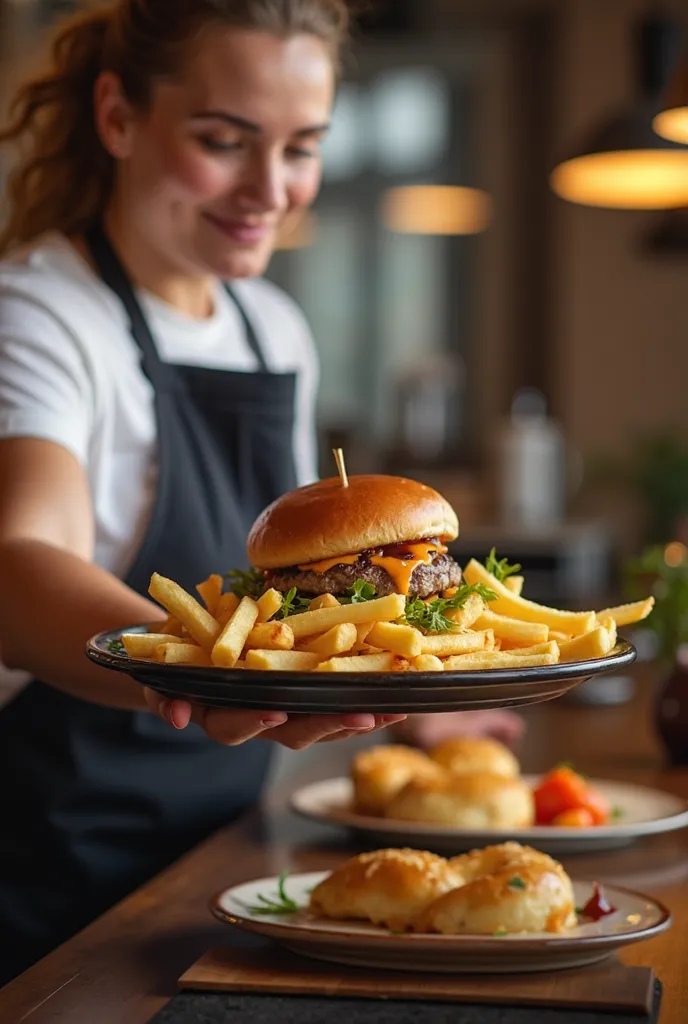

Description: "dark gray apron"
0 223 299 984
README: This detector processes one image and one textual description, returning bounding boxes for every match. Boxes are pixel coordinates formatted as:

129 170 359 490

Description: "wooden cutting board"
179 948 657 1016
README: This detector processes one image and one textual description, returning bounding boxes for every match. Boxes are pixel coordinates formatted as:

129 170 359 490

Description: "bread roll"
430 737 520 779
384 773 534 829
351 745 446 816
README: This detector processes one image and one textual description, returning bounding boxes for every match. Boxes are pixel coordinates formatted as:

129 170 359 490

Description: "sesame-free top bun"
247 475 459 570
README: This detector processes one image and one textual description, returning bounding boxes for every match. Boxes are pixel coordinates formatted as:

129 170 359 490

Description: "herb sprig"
485 548 521 583
276 588 313 619
507 876 526 891
404 583 496 634
340 579 377 604
244 871 302 916
224 567 265 600
107 638 125 654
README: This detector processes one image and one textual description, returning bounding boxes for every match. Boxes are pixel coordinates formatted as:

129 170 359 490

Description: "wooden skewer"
333 448 349 488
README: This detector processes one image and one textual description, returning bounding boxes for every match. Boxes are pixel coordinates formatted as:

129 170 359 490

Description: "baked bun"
384 773 535 829
309 848 464 931
414 843 576 935
247 475 458 569
351 745 447 816
430 737 520 779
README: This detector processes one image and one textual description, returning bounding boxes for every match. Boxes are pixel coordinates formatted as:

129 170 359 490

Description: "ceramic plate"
290 776 688 855
211 871 670 974
86 627 636 714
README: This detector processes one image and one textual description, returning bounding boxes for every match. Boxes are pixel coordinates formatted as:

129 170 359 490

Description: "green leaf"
493 927 509 936
403 583 497 634
107 638 125 654
245 871 301 915
575 906 584 916
340 579 377 605
611 805 624 821
276 587 312 619
224 567 265 600
507 876 526 891
485 548 522 583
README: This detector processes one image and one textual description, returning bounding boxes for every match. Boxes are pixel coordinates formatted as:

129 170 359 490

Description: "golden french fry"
350 622 374 653
284 593 406 640
245 649 320 672
196 574 223 615
463 560 596 635
244 621 295 651
121 633 187 659
256 588 283 623
443 651 558 671
149 573 221 650
216 592 240 627
157 643 212 666
309 593 340 610
300 623 357 658
473 608 549 646
506 640 560 658
367 622 422 658
598 615 617 649
558 627 613 663
412 654 444 672
503 575 524 596
549 630 571 644
445 592 485 630
159 614 184 636
315 652 398 673
595 598 654 628
212 596 259 668
419 630 491 658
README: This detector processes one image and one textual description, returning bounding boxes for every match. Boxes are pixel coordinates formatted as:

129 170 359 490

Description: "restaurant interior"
1 0 688 1022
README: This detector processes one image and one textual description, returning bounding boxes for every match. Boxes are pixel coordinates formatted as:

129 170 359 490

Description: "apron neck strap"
84 222 270 379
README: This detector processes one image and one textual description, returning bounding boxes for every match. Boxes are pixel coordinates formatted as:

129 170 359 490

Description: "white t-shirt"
0 233 320 693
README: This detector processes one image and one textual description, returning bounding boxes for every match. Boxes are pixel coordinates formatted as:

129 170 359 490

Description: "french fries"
124 550 651 675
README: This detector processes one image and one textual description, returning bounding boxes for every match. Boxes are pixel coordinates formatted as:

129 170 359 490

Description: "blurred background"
2 0 688 733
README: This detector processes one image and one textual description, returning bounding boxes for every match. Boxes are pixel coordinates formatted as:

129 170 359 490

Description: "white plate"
290 776 688 855
211 872 670 974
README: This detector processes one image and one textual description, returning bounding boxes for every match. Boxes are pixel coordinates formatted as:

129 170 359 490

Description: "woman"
0 0 521 984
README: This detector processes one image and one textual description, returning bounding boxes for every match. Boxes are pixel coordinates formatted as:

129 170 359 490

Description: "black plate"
86 627 637 714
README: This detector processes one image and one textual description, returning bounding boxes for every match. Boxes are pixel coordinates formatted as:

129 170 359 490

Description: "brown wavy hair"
0 0 353 256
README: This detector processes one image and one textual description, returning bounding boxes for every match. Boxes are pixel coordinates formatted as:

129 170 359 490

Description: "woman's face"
102 29 334 279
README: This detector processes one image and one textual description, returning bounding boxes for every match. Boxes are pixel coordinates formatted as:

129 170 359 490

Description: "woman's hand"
144 690 406 750
387 709 526 751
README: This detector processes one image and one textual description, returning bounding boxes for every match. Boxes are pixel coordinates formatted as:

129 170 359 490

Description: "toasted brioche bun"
247 475 459 570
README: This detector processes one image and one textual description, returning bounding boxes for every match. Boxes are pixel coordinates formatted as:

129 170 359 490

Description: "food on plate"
414 843 576 935
308 841 577 935
111 472 653 672
384 773 534 829
533 766 610 826
308 848 464 931
430 736 520 779
351 745 446 816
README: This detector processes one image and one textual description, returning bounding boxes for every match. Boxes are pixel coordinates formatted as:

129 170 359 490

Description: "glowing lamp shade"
381 185 492 235
551 105 688 210
653 59 688 144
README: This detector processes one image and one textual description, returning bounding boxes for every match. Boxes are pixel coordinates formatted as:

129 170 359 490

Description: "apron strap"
84 223 270 382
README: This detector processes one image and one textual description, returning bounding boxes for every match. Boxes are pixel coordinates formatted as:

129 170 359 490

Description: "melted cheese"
297 542 446 595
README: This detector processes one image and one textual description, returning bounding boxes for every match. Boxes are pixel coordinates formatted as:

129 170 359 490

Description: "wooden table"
1 670 687 1024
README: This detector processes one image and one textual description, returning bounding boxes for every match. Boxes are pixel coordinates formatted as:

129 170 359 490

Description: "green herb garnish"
276 587 313 619
485 548 522 583
493 927 509 936
404 583 497 634
224 567 265 600
575 906 585 916
611 805 624 821
339 579 377 604
507 876 526 891
245 871 301 916
556 761 576 771
107 638 125 654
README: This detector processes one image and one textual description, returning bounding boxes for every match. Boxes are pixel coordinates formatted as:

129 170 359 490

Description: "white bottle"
496 389 565 529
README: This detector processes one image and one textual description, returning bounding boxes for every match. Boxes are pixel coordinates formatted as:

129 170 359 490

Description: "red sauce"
580 882 616 921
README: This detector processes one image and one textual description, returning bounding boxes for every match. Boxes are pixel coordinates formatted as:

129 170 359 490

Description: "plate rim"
210 871 672 951
289 776 688 841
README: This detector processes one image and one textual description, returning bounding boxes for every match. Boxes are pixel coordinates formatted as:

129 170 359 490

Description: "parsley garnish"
224 567 265 600
507 876 526 890
493 927 509 936
611 805 624 821
575 906 584 916
339 579 377 604
244 871 301 916
276 587 313 619
107 638 125 654
404 583 496 634
485 548 521 583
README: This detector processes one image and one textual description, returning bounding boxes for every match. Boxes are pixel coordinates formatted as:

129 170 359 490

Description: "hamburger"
246 475 462 601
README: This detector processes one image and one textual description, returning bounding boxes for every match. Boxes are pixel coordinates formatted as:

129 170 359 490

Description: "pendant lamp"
550 16 688 210
653 54 688 144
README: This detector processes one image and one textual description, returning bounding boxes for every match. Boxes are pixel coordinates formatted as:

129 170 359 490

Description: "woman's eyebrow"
189 110 330 137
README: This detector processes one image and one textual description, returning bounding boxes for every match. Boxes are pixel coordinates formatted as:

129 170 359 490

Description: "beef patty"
265 553 462 600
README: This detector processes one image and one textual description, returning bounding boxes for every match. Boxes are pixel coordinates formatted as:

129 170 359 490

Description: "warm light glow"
664 541 687 568
550 150 688 209
653 106 688 145
276 211 318 250
381 186 492 235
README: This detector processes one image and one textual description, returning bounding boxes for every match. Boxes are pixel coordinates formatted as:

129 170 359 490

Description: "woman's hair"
0 0 353 256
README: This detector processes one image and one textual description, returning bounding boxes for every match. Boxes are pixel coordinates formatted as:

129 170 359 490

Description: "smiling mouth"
203 213 274 245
